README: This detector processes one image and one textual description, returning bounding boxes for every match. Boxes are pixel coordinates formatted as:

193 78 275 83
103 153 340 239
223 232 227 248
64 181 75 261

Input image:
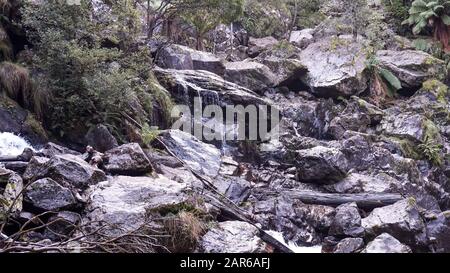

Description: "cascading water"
0 132 34 157
265 230 322 253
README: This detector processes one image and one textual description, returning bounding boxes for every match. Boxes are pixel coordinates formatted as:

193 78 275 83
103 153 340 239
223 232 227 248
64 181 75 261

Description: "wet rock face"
154 68 269 107
84 124 118 153
329 202 364 238
23 154 106 189
157 44 225 76
85 175 193 236
362 199 427 248
104 143 152 175
158 130 221 178
298 36 368 98
295 146 348 183
375 50 446 90
24 178 77 211
199 221 267 253
362 233 412 253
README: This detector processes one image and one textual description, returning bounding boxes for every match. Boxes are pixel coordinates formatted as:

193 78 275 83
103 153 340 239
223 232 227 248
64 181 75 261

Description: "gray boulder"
362 199 426 247
289 29 314 48
299 36 368 97
85 175 192 236
426 211 450 253
329 202 365 237
295 146 348 183
224 61 277 94
0 168 23 215
37 142 81 158
199 221 267 253
247 36 279 57
157 44 225 75
158 130 221 178
333 237 364 253
376 50 446 90
84 124 118 153
362 233 412 253
44 211 81 241
24 154 106 189
24 178 77 211
326 173 400 194
104 143 152 175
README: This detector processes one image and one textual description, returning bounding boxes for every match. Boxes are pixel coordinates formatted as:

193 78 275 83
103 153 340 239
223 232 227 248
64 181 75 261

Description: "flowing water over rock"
0 132 34 157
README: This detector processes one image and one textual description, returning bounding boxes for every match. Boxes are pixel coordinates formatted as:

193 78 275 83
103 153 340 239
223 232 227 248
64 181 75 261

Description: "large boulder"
362 199 427 247
247 36 279 58
375 50 446 90
329 202 365 237
362 233 412 253
84 124 118 153
298 36 368 97
0 168 23 215
224 61 277 94
295 146 348 183
289 29 314 48
157 44 225 76
158 130 221 178
199 221 267 253
85 175 193 236
379 113 442 144
426 211 450 253
103 143 152 175
24 178 77 211
23 154 106 189
154 68 269 106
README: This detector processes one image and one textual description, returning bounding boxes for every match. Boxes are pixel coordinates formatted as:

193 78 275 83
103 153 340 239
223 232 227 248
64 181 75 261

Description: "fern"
366 56 403 103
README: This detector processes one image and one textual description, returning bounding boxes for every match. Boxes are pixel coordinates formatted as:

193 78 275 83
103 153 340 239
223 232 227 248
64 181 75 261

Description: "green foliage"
241 0 289 38
419 134 444 166
342 0 370 38
291 0 325 29
382 0 410 35
180 0 244 49
140 123 160 146
366 55 403 101
403 0 450 50
21 0 169 142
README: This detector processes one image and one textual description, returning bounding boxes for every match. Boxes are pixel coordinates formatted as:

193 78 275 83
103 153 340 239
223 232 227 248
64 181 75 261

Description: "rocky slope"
1 1 450 253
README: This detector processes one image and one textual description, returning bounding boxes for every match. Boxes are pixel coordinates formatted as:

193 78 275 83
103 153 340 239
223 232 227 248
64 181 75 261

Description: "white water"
0 132 34 157
265 230 322 253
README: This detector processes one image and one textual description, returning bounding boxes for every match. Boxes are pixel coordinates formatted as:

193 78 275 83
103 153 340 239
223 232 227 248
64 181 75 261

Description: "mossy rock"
421 79 449 103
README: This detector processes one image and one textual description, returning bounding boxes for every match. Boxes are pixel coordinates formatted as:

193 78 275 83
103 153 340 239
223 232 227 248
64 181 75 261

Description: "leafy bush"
21 0 172 142
403 0 450 51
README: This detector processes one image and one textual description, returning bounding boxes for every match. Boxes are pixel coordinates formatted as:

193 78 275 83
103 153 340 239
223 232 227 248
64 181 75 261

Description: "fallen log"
286 191 403 209
2 161 28 173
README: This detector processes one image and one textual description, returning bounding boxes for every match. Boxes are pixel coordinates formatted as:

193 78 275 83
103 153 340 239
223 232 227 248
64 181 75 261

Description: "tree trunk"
285 191 403 209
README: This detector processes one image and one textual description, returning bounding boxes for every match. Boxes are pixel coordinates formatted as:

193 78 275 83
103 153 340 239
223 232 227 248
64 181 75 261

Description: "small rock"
199 221 267 253
362 233 412 253
333 238 364 253
104 143 152 175
44 211 81 241
84 124 118 152
289 29 314 48
295 146 348 183
24 178 77 211
362 199 426 247
329 202 365 237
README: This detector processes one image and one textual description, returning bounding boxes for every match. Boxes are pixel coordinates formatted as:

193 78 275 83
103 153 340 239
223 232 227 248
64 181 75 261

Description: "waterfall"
265 230 322 253
0 132 34 157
